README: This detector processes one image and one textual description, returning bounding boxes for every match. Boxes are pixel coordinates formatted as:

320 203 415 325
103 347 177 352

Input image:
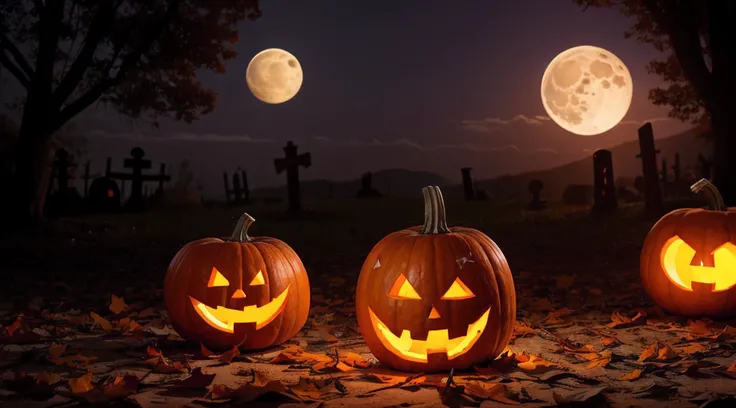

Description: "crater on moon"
540 45 633 136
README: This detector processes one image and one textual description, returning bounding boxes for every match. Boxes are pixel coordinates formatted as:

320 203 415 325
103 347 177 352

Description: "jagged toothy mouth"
189 285 290 333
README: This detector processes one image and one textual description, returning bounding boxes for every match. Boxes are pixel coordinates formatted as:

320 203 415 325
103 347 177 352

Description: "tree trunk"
710 98 736 207
8 109 54 226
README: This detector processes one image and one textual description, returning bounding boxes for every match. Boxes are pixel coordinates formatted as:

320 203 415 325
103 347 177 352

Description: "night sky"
2 0 692 197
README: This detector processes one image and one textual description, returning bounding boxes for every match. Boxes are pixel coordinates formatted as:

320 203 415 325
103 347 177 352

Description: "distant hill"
444 127 712 202
251 168 453 199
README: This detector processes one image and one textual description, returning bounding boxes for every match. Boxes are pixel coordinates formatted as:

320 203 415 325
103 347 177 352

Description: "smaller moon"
541 45 633 136
246 48 303 104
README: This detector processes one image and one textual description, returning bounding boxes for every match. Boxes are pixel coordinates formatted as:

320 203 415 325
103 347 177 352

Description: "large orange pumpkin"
641 179 736 317
356 186 516 372
164 213 310 350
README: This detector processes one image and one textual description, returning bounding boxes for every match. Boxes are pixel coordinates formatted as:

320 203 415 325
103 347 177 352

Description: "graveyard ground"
0 198 735 408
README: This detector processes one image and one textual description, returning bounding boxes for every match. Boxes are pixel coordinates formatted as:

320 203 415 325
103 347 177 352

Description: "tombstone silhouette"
526 179 546 210
274 141 311 212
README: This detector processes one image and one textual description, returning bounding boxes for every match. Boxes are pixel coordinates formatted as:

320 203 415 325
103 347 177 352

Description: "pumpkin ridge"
254 240 298 346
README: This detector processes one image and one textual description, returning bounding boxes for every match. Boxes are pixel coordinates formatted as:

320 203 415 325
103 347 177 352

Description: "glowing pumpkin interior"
369 269 490 363
189 267 290 333
660 236 736 292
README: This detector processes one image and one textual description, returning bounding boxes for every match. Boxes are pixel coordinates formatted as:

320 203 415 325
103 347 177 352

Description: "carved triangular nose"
231 289 246 299
428 306 441 319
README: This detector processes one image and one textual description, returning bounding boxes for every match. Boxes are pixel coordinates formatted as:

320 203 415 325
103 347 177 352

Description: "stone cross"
635 123 663 217
106 147 171 210
592 149 617 214
274 141 311 213
460 167 476 201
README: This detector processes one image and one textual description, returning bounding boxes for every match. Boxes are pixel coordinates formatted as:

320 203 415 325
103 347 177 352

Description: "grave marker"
223 168 249 205
106 147 171 210
274 141 311 213
636 123 663 217
592 149 617 214
526 179 547 210
357 171 382 198
461 167 475 201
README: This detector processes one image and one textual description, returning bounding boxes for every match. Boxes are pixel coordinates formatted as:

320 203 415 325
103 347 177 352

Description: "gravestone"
592 149 617 214
45 148 83 216
106 147 171 210
357 171 382 198
223 168 249 205
88 177 121 212
526 179 547 210
562 184 594 205
461 167 475 201
274 141 311 213
636 123 664 217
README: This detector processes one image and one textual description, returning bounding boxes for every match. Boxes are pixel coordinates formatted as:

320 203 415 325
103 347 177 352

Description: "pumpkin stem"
420 186 451 234
229 213 255 242
690 178 727 211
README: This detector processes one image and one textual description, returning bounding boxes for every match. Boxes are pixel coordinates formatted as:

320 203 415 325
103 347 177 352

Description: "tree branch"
0 31 35 79
52 0 182 133
644 0 714 110
51 0 118 109
0 49 31 88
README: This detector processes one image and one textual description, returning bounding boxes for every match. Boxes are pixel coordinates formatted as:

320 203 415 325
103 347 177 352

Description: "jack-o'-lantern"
356 186 516 372
164 213 310 351
641 179 736 317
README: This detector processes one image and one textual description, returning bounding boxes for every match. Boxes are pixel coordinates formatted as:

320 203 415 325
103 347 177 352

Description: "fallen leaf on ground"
208 380 295 403
89 312 113 331
171 367 216 388
109 295 128 314
553 385 608 405
463 381 520 405
289 377 345 402
68 372 94 394
618 369 643 381
339 352 372 368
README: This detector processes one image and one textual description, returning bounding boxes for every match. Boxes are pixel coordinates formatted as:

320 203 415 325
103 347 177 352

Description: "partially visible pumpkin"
640 179 736 318
164 213 310 350
356 186 516 372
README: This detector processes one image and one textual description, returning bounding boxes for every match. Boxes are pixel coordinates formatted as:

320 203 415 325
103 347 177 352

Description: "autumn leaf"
109 295 128 315
171 367 216 389
89 312 113 331
528 298 555 312
555 275 575 290
68 372 95 394
35 371 62 385
607 311 644 329
289 377 345 402
726 360 736 373
638 343 659 362
269 345 332 364
208 380 296 403
602 336 619 347
516 353 557 373
677 342 709 355
513 321 536 336
584 350 612 369
359 373 409 385
312 359 354 373
553 385 608 405
462 381 520 405
339 352 372 368
200 343 214 358
657 343 678 360
217 345 240 364
687 319 712 336
617 368 643 381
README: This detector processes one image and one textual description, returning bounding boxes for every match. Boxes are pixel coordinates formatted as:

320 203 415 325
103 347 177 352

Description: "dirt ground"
0 198 735 407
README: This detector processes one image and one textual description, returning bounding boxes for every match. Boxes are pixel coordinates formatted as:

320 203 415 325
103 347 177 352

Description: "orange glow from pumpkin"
441 278 475 300
208 267 230 287
388 274 422 300
367 307 490 363
189 285 290 333
660 236 736 292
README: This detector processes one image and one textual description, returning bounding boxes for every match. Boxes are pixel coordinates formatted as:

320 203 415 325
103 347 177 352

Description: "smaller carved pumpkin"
356 186 516 372
164 213 310 351
640 179 736 318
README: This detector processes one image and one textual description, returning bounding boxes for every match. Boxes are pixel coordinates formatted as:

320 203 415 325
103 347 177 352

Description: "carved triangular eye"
441 278 475 300
208 267 230 287
249 270 265 286
388 274 421 299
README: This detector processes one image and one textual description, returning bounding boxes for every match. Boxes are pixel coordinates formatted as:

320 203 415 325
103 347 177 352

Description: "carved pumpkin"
164 213 310 350
641 179 736 317
356 186 516 372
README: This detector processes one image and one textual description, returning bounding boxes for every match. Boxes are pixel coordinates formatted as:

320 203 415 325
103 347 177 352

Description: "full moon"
540 45 633 136
245 48 303 104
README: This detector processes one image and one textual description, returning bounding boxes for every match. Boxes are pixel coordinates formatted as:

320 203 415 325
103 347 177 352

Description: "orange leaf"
218 346 240 364
601 336 618 347
617 369 642 381
208 380 293 402
513 321 536 336
638 343 659 362
678 343 708 355
585 351 611 369
726 360 736 373
109 295 128 315
517 353 556 372
463 381 520 404
68 372 94 394
36 371 62 385
687 320 712 336
47 343 67 365
339 352 372 368
89 312 113 331
360 373 408 385
657 343 678 360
